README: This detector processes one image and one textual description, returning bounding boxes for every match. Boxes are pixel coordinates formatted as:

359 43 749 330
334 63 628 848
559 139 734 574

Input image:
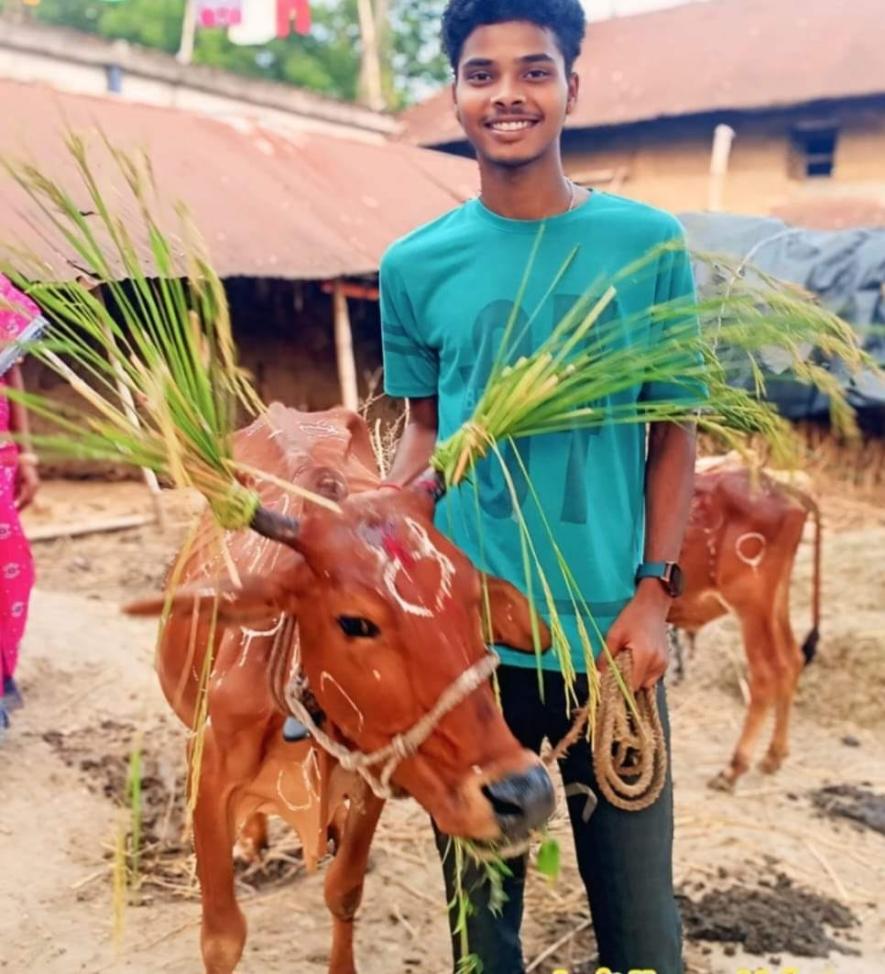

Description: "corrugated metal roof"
0 79 477 281
400 0 885 146
1 20 400 139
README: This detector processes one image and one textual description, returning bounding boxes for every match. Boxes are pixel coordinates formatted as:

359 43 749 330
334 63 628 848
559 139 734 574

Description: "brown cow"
669 460 822 791
130 403 555 974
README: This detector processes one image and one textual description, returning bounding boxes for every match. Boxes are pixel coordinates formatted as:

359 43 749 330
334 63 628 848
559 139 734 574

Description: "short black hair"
442 0 587 74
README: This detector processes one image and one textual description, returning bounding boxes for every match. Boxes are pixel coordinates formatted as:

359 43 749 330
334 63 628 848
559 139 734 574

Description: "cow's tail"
799 493 823 666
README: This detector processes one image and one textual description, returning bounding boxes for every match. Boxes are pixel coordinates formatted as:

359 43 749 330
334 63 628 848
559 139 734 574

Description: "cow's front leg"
192 742 247 974
324 780 385 974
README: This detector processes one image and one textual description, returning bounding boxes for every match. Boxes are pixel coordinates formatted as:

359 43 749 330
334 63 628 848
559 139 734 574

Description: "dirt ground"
1 479 883 974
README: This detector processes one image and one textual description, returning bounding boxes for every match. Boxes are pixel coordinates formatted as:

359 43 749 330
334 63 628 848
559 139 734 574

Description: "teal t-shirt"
380 192 698 673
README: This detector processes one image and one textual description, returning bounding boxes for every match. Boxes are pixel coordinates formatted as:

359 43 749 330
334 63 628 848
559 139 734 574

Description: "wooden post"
374 0 390 99
88 279 166 532
356 0 386 111
86 283 167 529
177 0 198 65
102 324 167 531
708 123 736 213
332 280 359 412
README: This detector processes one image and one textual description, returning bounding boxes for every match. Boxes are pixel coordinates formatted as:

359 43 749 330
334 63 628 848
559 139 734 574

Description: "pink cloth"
0 274 40 350
0 274 37 686
198 0 243 27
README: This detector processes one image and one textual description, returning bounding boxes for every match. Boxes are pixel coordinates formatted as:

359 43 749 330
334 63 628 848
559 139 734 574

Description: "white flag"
228 0 277 45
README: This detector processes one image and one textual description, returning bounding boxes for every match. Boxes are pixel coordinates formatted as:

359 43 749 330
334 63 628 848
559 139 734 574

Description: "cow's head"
136 471 555 843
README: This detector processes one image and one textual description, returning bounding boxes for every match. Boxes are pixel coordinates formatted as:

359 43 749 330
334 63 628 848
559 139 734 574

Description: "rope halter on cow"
285 652 500 801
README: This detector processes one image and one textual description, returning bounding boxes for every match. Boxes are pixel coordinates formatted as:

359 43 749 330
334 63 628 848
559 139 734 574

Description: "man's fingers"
636 647 668 690
630 655 647 693
623 646 656 692
641 665 660 690
645 657 667 690
599 633 627 674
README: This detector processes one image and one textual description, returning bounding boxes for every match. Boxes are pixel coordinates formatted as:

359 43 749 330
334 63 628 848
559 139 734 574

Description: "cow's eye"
337 616 380 639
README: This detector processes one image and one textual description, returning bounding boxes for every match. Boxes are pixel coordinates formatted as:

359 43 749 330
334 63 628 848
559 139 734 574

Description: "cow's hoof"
759 754 783 775
707 771 735 792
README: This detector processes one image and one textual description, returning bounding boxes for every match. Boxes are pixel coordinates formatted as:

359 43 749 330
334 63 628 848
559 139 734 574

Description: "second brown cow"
669 459 822 790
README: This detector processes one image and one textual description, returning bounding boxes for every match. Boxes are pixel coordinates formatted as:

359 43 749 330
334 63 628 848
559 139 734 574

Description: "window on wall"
790 124 839 179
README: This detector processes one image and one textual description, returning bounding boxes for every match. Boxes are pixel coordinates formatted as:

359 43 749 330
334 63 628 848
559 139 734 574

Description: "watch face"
669 563 685 598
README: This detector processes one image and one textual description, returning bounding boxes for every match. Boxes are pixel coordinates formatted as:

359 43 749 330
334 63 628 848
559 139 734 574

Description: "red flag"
277 0 311 37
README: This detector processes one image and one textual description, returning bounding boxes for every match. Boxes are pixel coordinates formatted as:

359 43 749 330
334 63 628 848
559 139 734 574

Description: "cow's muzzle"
482 765 556 840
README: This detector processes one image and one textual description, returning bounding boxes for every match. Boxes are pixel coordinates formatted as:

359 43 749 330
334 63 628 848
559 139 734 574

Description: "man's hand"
15 457 39 511
602 580 672 691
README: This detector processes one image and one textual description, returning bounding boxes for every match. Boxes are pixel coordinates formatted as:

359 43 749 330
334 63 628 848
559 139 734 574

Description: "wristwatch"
635 561 684 598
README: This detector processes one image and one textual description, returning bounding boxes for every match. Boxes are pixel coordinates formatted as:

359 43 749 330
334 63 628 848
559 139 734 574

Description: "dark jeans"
435 666 682 974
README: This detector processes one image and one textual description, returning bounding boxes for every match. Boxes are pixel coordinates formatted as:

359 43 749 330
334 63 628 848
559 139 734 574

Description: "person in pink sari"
0 274 40 738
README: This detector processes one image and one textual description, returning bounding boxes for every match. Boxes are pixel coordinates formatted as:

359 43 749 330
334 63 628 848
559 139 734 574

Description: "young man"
380 2 697 971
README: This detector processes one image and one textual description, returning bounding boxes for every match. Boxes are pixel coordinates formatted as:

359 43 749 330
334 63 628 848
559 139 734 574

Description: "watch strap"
636 561 671 582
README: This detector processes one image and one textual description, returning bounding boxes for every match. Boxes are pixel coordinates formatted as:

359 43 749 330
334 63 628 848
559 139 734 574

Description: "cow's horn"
250 506 301 547
411 467 447 504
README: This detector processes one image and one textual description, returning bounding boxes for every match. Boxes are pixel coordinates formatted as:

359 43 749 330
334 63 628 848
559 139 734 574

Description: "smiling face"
453 20 578 169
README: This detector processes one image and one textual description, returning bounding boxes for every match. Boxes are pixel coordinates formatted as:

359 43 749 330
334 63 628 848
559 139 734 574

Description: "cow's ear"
125 572 303 624
483 576 552 654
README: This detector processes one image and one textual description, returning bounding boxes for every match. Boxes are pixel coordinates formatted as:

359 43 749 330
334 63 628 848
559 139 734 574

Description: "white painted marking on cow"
382 563 431 617
320 671 365 731
275 748 321 813
380 517 456 618
237 615 285 667
288 624 302 674
735 532 767 572
300 420 348 440
407 518 455 607
248 536 270 573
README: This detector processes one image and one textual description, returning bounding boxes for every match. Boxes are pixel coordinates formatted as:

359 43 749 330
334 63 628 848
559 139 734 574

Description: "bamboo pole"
356 0 386 111
73 282 165 528
177 0 198 65
708 123 736 213
105 345 167 529
97 315 167 531
332 280 359 412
